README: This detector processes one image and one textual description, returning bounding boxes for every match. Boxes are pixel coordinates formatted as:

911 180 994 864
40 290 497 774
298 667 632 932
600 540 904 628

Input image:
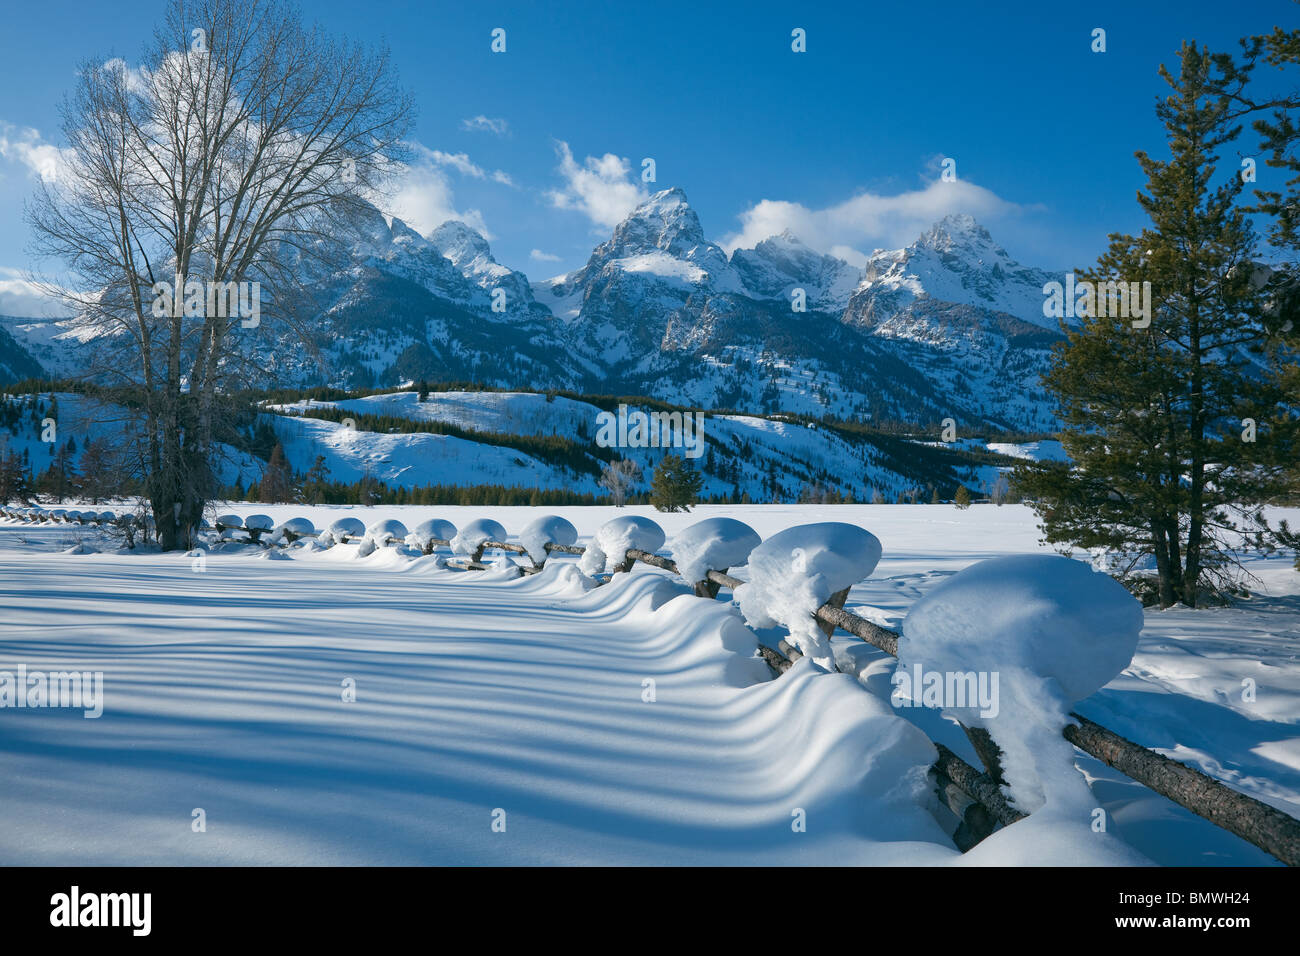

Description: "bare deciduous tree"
27 0 412 548
599 458 642 507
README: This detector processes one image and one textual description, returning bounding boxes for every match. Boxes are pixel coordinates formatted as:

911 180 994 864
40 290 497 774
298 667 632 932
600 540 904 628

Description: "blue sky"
0 0 1296 314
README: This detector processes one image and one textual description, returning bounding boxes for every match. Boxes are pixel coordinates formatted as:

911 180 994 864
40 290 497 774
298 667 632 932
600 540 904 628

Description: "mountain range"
0 188 1068 430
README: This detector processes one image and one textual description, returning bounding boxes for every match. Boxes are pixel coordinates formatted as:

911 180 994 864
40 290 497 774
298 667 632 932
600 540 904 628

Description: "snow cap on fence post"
364 518 409 548
735 522 882 672
243 514 274 544
451 518 509 562
327 517 366 543
519 515 578 565
671 517 762 593
407 518 458 554
273 517 316 544
897 553 1143 813
580 515 666 576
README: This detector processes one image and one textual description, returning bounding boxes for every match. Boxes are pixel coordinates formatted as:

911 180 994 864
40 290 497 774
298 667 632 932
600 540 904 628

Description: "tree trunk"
1152 520 1175 607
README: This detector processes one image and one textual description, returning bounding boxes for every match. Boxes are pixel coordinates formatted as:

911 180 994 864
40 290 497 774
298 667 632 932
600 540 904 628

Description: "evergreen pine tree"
258 444 294 504
302 455 331 505
650 454 702 512
1015 42 1296 607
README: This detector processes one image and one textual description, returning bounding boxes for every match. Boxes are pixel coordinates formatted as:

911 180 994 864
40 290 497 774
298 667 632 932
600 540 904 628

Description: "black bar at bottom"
0 865 1290 943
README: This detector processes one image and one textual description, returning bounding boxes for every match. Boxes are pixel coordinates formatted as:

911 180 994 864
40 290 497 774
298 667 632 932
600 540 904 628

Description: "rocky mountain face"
730 230 860 312
1 189 1066 430
0 320 46 383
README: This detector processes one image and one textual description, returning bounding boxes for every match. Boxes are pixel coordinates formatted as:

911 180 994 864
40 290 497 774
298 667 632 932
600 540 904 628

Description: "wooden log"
483 540 528 555
469 539 530 564
693 578 721 599
756 644 793 674
625 548 676 572
815 587 851 639
962 725 1006 786
623 547 728 597
443 559 479 571
932 767 999 851
932 743 1027 829
1063 712 1300 867
813 603 898 656
544 543 585 555
706 569 744 591
777 639 802 663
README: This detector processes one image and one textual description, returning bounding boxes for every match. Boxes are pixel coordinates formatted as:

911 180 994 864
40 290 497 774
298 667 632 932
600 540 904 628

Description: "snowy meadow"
1 503 1296 866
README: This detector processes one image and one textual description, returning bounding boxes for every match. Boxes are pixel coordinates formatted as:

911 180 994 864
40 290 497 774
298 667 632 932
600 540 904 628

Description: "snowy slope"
265 412 596 492
265 390 998 501
273 390 600 438
0 321 45 383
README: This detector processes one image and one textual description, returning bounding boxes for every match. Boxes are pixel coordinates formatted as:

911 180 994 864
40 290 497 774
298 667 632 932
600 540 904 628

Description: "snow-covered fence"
243 514 274 544
3 503 1296 864
505 516 1300 866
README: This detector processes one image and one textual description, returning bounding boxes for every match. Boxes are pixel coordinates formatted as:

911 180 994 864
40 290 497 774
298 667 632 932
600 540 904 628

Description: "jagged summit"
847 213 1060 331
916 212 999 254
730 229 860 312
601 187 709 259
429 220 493 267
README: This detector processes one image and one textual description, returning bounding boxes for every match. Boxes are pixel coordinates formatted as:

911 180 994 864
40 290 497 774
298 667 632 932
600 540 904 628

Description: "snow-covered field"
1 503 1297 865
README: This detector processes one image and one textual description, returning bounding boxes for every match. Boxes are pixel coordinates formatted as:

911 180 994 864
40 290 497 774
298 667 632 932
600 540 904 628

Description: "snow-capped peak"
604 187 708 259
916 213 997 255
429 220 494 270
388 216 430 250
848 215 1059 330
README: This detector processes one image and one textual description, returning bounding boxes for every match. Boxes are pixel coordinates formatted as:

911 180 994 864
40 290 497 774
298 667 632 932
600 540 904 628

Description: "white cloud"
529 249 561 262
0 124 69 184
461 115 509 136
720 177 1034 261
421 147 487 179
491 170 516 187
546 141 648 230
0 271 73 318
384 149 490 239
